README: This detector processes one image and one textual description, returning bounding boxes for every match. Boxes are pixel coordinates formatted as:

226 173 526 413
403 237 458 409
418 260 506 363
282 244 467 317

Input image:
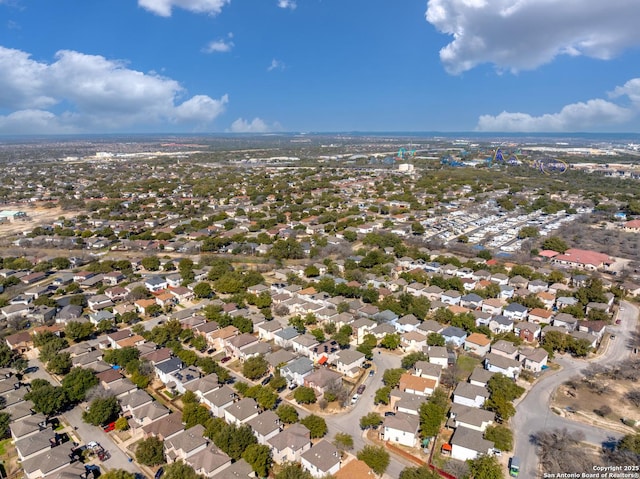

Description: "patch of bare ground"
0 204 86 237
553 376 640 434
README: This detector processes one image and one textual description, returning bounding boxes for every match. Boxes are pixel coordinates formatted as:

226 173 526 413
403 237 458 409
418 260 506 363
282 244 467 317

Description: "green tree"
484 425 513 451
276 404 299 424
100 471 135 479
382 368 405 389
294 386 317 404
0 412 12 439
242 356 269 380
468 454 504 479
242 444 273 477
357 445 390 476
359 412 383 430
104 346 140 367
374 386 391 405
61 367 98 402
47 352 72 375
275 463 313 479
304 265 320 277
64 321 95 342
208 422 258 460
542 236 569 253
193 282 212 299
183 403 211 429
135 436 165 466
300 414 328 438
380 333 401 350
402 352 429 370
618 434 640 454
25 382 69 416
141 256 161 271
0 343 14 367
399 466 441 479
115 416 129 431
333 432 354 452
82 396 119 426
163 461 202 479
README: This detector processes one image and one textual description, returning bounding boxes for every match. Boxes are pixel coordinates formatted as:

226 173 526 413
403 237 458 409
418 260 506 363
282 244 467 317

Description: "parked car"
356 384 366 394
351 394 359 404
261 375 273 386
23 366 38 374
221 356 232 363
368 370 374 377
616 319 622 324
384 411 395 417
206 348 216 354
155 467 164 479
102 422 116 432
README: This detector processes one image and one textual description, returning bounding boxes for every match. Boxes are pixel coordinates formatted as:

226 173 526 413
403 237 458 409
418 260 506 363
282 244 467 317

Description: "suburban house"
381 412 420 447
449 426 495 461
519 347 549 372
164 424 208 462
447 404 495 432
280 357 314 388
441 327 467 347
202 385 236 418
484 353 521 379
426 346 449 369
247 410 281 445
224 397 260 426
399 373 437 397
304 368 342 395
333 349 366 377
301 440 341 479
503 303 528 321
464 333 491 356
268 423 312 464
453 382 489 408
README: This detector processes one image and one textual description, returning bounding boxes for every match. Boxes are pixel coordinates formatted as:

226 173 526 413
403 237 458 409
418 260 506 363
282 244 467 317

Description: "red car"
221 356 232 363
102 422 116 432
616 319 622 325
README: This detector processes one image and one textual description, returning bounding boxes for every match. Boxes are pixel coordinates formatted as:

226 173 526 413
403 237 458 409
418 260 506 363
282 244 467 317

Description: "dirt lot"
552 380 639 434
0 204 85 237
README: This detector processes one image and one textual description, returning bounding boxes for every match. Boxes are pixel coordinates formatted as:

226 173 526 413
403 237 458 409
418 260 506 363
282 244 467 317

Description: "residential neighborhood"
0 136 639 479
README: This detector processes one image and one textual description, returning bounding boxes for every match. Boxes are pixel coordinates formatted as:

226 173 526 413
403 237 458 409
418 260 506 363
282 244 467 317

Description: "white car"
351 394 359 404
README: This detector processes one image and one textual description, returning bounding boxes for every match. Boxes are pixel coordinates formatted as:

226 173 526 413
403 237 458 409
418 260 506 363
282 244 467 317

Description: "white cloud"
476 78 640 132
267 59 285 71
229 117 280 133
426 0 640 74
138 0 230 17
277 0 296 10
0 46 228 133
204 34 234 53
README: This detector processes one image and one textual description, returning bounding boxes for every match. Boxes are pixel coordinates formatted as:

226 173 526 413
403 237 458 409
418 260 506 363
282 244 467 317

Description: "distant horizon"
1 131 639 142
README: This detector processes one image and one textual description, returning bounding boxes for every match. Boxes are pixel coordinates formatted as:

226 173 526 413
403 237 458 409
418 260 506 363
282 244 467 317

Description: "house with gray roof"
224 397 260 426
21 445 71 479
447 403 494 432
186 444 232 478
274 327 300 349
281 357 314 388
449 426 494 461
468 367 495 388
247 410 281 445
213 458 255 479
381 412 420 447
15 427 56 460
441 326 467 347
202 385 237 418
268 423 311 464
301 439 341 478
142 411 185 441
165 424 208 462
453 382 489 408
503 302 528 321
484 352 521 379
334 349 366 377
304 368 342 395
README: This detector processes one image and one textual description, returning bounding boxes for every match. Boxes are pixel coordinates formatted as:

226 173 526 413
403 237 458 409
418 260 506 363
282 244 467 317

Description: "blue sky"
1 0 640 134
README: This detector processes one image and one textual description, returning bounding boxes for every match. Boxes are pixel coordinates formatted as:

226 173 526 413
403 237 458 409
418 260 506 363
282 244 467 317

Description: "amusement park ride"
395 147 416 161
440 147 568 174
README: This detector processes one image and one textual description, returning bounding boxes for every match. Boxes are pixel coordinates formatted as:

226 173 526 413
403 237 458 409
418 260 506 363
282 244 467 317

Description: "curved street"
512 300 639 478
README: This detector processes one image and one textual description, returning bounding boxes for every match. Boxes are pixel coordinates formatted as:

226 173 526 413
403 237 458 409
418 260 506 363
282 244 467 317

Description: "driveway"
25 357 143 475
512 300 638 477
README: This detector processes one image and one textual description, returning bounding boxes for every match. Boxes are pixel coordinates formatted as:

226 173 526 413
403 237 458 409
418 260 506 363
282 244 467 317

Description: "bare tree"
625 390 640 408
531 428 597 474
443 459 469 479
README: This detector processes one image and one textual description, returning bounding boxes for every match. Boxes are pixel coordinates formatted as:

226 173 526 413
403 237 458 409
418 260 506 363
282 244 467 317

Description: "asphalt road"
25 357 143 476
322 350 419 479
512 300 638 478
